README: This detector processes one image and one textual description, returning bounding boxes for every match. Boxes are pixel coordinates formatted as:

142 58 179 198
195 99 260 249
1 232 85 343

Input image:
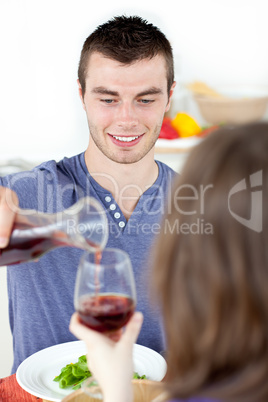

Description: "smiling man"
82 54 170 165
78 17 176 217
81 51 175 217
0 15 177 373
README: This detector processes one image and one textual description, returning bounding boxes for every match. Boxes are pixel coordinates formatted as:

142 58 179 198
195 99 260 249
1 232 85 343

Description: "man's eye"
139 99 154 104
101 99 115 104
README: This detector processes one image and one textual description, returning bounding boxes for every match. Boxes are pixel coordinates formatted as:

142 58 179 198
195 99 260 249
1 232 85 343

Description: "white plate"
16 340 167 401
156 137 202 150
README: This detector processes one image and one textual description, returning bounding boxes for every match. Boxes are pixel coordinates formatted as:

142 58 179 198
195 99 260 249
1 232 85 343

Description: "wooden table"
0 374 166 401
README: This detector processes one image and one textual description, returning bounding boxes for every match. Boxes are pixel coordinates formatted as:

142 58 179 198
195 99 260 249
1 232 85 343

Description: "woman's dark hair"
152 122 268 401
78 15 174 97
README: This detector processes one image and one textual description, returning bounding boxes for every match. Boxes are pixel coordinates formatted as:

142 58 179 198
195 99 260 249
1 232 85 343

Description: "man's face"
79 52 175 164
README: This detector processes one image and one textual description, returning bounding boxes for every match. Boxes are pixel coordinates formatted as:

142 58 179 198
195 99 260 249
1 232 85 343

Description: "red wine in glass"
74 248 137 333
78 293 135 332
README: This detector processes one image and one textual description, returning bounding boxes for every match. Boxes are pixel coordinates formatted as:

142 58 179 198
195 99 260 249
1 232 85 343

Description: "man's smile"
111 135 139 142
108 133 145 147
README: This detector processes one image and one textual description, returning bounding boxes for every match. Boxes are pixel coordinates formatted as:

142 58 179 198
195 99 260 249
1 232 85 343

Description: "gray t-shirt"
0 152 176 373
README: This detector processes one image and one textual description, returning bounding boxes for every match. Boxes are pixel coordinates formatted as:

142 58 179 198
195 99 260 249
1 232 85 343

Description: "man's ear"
165 81 176 113
77 79 86 111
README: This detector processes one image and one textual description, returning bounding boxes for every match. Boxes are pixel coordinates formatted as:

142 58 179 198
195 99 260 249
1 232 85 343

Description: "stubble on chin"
88 124 162 164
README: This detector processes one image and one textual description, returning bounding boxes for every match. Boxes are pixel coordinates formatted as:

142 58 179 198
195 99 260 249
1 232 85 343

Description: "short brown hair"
78 15 174 97
152 122 268 401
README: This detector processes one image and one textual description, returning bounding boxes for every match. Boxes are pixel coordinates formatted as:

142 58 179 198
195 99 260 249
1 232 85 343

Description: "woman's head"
153 122 268 400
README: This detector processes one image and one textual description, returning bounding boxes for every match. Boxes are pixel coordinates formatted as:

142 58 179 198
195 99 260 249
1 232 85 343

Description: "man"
0 15 176 373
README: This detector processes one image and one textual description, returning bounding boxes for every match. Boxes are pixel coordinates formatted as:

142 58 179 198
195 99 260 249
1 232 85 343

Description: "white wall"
0 0 268 163
0 0 268 378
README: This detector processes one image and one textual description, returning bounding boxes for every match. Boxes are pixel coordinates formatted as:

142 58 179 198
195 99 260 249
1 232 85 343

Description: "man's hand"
0 187 19 248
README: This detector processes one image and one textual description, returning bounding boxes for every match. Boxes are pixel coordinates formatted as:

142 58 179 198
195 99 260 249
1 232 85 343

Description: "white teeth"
112 135 139 142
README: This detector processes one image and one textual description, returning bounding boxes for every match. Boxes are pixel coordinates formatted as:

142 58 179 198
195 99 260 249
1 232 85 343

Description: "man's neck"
84 143 159 219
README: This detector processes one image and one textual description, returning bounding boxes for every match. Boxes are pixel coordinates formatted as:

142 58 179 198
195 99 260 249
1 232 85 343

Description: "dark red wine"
78 294 135 332
0 220 98 266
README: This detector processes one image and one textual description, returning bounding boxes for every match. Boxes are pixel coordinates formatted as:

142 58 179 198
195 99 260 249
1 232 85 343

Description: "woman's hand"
69 311 143 402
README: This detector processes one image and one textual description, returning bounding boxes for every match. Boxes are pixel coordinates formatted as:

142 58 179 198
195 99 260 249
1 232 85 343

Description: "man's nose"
116 102 138 128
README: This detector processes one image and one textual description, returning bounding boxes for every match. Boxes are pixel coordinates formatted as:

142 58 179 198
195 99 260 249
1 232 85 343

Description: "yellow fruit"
171 112 201 138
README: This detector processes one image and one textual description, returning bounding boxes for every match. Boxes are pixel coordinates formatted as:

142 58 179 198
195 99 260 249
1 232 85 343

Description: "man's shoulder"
155 160 178 183
156 160 177 173
0 153 86 209
36 152 84 173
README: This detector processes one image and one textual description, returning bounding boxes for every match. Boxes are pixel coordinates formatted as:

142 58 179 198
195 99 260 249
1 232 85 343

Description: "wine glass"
73 248 137 399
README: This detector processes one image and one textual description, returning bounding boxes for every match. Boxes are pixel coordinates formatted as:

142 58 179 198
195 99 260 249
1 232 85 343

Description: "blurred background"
0 0 268 377
0 0 268 164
